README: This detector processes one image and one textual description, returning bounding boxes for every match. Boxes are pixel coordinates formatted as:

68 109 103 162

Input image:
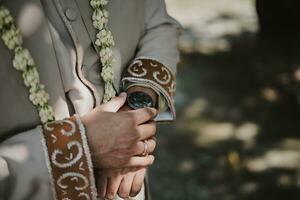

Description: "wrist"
78 114 93 150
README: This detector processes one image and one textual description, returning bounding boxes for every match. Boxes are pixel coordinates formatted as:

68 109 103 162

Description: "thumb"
99 92 127 112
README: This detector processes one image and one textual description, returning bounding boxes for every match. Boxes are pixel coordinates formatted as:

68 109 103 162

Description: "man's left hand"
96 167 146 199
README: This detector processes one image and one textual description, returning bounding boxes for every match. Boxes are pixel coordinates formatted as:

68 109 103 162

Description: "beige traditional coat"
0 0 180 199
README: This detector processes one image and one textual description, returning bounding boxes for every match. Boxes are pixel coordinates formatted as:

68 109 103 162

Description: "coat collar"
74 0 98 52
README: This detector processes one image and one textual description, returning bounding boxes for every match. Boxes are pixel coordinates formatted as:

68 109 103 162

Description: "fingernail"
130 192 139 197
107 193 115 200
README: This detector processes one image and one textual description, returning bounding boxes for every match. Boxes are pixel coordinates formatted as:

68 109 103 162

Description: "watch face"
127 91 154 110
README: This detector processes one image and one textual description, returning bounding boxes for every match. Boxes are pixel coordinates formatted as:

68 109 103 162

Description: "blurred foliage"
149 0 300 199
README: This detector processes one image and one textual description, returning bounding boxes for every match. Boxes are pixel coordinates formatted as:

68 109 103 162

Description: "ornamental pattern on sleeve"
123 58 176 97
41 116 97 200
122 58 176 119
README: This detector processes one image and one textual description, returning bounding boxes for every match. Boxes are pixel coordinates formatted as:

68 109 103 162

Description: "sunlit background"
149 0 300 199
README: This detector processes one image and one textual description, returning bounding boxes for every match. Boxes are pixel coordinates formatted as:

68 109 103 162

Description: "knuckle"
149 156 155 165
146 122 156 136
151 140 157 150
142 158 152 167
146 107 157 118
132 127 142 140
150 125 156 136
152 138 157 145
149 120 157 129
127 121 138 133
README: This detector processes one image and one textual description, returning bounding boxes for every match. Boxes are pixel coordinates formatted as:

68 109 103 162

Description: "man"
0 0 180 199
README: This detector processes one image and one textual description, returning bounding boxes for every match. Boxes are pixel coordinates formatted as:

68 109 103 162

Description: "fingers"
127 107 158 125
133 138 156 156
125 155 155 168
136 121 157 140
130 168 146 197
118 172 135 199
100 92 127 112
96 170 107 198
106 174 123 199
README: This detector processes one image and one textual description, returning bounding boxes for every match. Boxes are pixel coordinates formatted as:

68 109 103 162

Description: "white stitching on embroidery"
51 141 83 168
127 60 147 77
78 192 91 200
57 172 89 191
153 65 172 85
59 120 76 136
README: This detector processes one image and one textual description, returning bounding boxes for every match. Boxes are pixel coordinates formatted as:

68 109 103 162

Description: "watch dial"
127 92 154 109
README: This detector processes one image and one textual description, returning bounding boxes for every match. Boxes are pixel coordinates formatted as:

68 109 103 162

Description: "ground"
149 1 300 199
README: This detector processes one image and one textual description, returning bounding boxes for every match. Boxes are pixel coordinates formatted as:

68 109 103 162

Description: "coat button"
65 8 77 21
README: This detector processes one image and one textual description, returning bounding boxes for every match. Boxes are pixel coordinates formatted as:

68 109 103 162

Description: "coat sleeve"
121 0 182 122
0 116 97 200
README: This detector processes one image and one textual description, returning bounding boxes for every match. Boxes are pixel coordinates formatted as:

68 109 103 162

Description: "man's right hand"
81 93 157 169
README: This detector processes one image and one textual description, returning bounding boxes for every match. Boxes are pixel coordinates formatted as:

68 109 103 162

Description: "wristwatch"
127 91 155 110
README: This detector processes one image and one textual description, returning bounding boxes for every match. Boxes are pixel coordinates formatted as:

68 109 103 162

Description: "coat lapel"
74 0 98 50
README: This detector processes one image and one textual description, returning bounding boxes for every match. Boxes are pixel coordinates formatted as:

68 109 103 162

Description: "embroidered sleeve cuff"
41 115 97 200
122 58 176 122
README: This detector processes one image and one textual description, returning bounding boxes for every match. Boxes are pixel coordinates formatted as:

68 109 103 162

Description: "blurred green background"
149 0 300 199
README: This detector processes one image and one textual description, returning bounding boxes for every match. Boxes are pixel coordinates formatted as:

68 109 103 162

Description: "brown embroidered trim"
122 58 176 120
122 58 176 98
41 116 97 200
